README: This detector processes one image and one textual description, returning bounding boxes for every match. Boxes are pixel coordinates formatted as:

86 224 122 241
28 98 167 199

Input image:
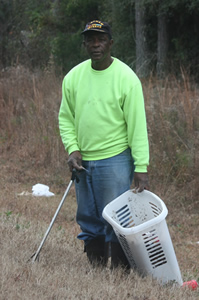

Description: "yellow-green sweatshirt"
59 57 149 172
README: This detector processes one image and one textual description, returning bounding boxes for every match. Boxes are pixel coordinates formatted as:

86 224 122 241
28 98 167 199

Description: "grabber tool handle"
31 169 78 262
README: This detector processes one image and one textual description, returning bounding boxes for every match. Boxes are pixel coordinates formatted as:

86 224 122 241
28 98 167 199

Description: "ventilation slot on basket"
118 233 137 268
115 205 135 228
149 202 162 217
143 229 167 269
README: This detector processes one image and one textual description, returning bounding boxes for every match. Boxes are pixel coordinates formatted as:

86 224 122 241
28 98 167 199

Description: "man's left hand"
134 172 149 192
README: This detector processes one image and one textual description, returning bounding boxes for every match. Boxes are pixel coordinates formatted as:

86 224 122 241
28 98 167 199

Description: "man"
59 20 149 270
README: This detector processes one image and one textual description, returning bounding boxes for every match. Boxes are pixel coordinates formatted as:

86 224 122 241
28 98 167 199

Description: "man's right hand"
68 151 85 172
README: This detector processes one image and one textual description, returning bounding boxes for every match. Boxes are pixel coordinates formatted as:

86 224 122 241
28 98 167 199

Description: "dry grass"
0 67 199 299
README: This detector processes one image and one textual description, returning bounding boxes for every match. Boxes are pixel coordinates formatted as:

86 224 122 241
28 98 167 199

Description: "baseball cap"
81 20 112 39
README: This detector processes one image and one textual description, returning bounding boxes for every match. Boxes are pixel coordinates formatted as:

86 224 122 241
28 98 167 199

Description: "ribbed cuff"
68 145 80 155
134 165 148 173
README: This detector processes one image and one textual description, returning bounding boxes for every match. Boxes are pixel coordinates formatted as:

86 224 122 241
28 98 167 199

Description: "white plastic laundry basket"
102 189 183 285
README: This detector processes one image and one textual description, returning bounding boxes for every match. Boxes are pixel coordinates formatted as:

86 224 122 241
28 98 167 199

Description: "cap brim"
81 29 107 35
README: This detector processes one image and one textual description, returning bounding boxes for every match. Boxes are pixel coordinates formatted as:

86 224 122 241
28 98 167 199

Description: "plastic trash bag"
32 183 55 197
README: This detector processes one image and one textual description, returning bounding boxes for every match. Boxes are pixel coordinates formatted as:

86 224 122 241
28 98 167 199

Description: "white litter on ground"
17 191 32 196
32 183 55 197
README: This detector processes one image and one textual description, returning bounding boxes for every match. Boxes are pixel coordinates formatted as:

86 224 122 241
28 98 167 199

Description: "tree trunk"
157 4 168 78
135 0 149 77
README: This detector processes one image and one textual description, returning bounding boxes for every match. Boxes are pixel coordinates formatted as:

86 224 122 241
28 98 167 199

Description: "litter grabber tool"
31 168 79 262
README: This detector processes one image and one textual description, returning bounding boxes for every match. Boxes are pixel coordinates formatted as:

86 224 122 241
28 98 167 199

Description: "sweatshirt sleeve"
58 76 80 155
123 81 149 173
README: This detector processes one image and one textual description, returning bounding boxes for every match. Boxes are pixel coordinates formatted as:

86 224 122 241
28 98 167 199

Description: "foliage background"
0 0 199 76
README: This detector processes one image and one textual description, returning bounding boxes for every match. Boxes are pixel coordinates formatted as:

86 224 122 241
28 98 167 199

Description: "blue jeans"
75 148 134 245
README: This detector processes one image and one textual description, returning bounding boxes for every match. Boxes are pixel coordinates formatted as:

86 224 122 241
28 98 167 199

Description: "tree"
157 1 169 77
135 0 150 77
102 1 136 66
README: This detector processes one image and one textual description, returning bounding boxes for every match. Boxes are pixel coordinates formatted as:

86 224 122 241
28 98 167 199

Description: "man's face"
83 32 113 63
